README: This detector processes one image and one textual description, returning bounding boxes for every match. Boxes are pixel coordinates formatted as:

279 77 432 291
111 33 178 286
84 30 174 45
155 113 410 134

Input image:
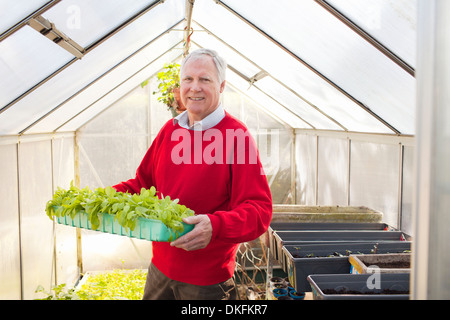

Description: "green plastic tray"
55 211 194 242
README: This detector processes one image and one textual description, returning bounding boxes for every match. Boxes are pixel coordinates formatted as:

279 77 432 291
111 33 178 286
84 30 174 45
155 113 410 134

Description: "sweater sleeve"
207 131 273 244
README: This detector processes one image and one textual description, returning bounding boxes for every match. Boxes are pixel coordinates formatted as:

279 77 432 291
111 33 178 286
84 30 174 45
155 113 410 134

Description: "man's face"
180 55 226 123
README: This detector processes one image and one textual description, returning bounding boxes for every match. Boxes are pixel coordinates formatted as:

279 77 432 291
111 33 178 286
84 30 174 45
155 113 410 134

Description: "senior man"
113 48 272 300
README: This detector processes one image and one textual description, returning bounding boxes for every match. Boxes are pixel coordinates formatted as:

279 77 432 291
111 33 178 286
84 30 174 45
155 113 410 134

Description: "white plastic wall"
52 137 77 287
18 138 54 300
0 134 76 299
294 131 414 234
0 142 21 299
76 85 153 272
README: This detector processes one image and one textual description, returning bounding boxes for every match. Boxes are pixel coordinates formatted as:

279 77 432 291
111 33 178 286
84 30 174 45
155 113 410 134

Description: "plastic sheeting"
0 0 417 135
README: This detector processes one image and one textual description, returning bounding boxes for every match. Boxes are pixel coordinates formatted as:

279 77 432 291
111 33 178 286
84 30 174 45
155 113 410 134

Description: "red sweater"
113 112 272 285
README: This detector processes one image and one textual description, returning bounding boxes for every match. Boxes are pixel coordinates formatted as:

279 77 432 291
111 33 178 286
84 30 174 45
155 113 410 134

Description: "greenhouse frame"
0 0 449 300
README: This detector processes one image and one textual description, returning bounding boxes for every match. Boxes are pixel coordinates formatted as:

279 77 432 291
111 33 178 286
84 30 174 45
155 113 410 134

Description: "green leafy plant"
141 63 184 117
46 181 195 234
35 269 147 300
149 62 181 106
35 283 80 300
76 269 147 300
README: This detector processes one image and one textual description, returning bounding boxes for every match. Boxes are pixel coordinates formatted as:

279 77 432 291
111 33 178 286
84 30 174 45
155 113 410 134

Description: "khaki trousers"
142 263 237 300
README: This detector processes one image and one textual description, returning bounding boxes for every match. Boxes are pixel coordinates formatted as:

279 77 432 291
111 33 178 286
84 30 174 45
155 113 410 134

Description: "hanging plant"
141 62 185 117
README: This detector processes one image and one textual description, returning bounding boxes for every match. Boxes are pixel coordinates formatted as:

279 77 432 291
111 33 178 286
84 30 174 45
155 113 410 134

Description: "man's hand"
170 215 212 251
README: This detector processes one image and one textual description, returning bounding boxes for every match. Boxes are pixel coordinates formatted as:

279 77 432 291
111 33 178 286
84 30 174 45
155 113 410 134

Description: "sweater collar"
173 103 225 131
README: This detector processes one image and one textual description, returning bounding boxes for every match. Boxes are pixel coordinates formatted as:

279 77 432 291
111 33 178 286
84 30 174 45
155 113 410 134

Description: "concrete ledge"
271 205 383 223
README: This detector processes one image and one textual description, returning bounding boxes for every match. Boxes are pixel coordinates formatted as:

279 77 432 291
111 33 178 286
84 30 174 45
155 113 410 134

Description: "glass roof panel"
186 42 297 128
57 48 182 132
255 77 343 131
191 21 261 79
28 32 182 133
226 69 310 129
223 85 286 130
0 0 49 35
0 0 418 136
219 0 415 134
42 0 161 48
0 0 184 135
0 25 73 111
192 0 393 133
327 0 417 68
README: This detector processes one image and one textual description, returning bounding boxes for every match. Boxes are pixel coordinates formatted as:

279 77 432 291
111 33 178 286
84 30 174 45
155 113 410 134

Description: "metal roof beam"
84 0 164 53
1 0 165 116
0 0 62 42
214 0 400 135
314 0 415 77
192 20 347 131
20 20 184 134
58 46 184 133
193 39 313 129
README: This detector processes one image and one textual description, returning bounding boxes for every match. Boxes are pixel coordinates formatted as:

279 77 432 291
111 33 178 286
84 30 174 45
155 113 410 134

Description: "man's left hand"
170 215 212 251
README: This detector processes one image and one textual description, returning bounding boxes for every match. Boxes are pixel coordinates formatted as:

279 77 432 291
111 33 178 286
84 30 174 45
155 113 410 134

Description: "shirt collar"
173 103 225 131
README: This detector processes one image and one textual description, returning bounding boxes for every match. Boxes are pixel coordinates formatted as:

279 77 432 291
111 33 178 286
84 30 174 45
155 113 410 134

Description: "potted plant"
272 288 288 299
288 289 305 300
142 62 186 117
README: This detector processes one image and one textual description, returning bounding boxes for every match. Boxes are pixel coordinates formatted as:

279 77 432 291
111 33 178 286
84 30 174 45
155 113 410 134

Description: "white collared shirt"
173 104 226 131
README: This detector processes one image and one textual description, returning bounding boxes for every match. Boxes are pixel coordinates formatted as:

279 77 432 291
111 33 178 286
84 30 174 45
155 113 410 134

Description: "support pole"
74 132 83 275
184 0 195 56
413 0 450 299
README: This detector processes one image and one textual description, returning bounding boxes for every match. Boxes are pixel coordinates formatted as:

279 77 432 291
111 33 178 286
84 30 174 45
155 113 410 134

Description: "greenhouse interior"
1 0 449 301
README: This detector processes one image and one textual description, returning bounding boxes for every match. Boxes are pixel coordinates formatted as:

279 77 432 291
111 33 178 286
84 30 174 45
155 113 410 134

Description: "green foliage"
148 62 181 106
35 283 80 300
35 269 147 300
76 269 147 300
46 181 194 233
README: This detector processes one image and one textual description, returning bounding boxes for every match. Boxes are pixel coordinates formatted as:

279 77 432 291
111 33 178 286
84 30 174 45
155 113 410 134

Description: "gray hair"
180 48 227 84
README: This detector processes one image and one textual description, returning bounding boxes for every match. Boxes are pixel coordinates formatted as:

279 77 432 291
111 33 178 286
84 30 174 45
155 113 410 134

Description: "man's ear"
220 80 226 93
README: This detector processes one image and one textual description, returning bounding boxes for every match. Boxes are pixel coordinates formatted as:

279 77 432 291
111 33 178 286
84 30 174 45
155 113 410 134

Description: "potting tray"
271 205 383 223
56 211 194 242
350 253 411 274
270 222 393 231
268 222 396 262
273 230 408 267
267 205 383 255
283 241 412 292
307 273 410 300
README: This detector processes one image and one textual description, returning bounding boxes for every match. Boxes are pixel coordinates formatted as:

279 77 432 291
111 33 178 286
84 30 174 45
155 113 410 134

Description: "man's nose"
190 80 202 92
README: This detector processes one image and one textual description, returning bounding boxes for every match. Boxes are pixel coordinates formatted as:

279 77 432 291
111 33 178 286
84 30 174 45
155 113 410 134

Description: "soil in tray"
292 252 356 258
372 261 410 268
322 288 409 295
